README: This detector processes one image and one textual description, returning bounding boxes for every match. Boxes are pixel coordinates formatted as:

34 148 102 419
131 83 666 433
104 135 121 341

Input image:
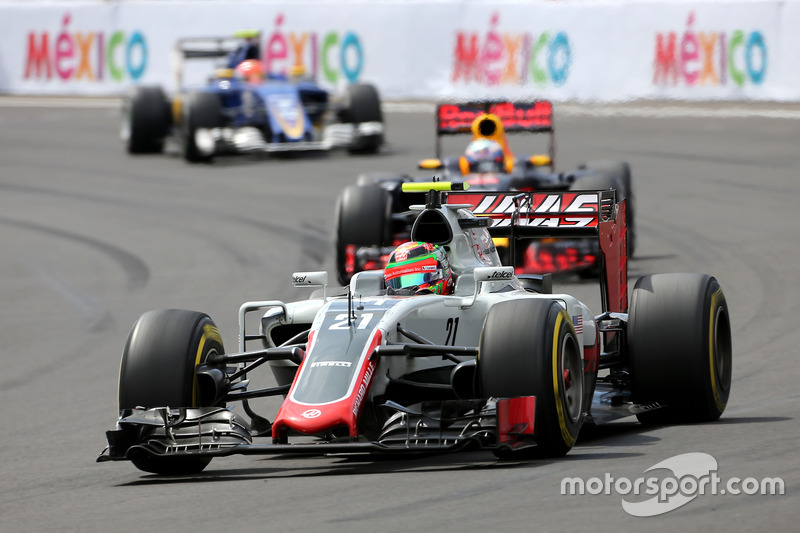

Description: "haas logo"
301 409 322 418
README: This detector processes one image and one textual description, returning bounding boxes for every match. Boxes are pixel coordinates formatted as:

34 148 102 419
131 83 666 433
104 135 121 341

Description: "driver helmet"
384 242 453 295
465 138 505 173
235 59 264 83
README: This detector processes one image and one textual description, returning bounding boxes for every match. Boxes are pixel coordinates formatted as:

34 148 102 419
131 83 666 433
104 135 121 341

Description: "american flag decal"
572 314 584 334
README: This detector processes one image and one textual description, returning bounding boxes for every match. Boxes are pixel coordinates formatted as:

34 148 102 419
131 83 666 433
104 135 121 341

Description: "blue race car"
121 30 384 162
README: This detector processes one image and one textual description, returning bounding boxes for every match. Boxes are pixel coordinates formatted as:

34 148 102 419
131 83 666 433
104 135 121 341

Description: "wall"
2 1 799 101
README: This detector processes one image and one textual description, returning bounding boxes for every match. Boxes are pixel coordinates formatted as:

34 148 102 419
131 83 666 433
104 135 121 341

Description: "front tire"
122 86 171 154
118 309 225 474
629 274 732 424
479 299 584 458
182 91 222 163
341 83 383 154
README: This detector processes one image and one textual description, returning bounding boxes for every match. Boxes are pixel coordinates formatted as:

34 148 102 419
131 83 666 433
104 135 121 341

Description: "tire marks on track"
0 216 149 290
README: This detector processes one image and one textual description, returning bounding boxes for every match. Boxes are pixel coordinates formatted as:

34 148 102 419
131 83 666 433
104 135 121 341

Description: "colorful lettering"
264 14 364 83
23 12 148 83
451 12 572 88
653 12 768 87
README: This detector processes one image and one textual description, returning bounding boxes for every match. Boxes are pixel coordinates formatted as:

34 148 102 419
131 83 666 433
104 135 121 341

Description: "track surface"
0 102 797 531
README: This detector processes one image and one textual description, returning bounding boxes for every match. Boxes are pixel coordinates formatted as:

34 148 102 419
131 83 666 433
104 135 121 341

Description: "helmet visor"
385 255 440 290
385 270 440 290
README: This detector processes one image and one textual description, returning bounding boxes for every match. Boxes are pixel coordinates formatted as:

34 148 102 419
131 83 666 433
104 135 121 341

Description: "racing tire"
479 299 584 458
118 309 225 474
123 86 171 154
342 83 383 154
628 274 732 425
334 184 392 285
182 91 223 163
578 160 636 257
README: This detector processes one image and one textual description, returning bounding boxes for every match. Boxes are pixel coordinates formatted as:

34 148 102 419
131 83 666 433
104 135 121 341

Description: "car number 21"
329 313 374 330
445 317 459 345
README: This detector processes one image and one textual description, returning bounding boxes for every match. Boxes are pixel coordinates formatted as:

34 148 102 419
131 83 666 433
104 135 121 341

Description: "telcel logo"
293 275 308 284
488 270 513 279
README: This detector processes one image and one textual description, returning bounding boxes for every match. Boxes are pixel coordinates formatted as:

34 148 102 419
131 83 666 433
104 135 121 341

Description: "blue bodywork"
202 76 328 143
199 74 329 144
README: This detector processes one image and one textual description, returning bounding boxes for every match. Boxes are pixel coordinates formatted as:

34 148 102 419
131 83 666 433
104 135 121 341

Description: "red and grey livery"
99 183 729 475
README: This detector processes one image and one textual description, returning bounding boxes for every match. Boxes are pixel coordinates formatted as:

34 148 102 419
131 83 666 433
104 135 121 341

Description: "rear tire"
334 185 392 285
118 309 225 474
123 86 171 154
342 83 383 154
182 91 222 163
479 299 584 458
628 274 732 424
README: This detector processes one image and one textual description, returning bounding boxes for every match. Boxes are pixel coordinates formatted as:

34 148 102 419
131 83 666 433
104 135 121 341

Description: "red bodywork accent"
272 329 383 441
519 243 597 275
584 326 600 374
448 191 600 228
497 397 536 446
598 200 628 313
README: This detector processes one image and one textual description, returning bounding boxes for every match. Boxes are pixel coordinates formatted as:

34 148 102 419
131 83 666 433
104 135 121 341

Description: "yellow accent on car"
233 29 260 39
492 238 509 248
215 68 235 79
172 97 183 125
193 323 222 406
418 158 443 170
552 310 576 447
401 181 471 192
529 154 552 167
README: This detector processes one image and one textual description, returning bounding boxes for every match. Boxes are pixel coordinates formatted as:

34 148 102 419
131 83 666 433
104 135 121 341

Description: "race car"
97 181 731 474
120 30 383 163
335 100 635 284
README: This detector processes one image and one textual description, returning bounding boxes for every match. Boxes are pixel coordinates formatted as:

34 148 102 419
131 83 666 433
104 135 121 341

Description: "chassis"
120 31 383 163
99 183 731 474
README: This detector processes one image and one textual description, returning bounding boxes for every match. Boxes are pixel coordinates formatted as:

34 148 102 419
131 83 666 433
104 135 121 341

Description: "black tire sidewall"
479 299 582 456
629 274 731 422
118 309 224 411
126 86 170 154
182 91 222 162
334 185 391 284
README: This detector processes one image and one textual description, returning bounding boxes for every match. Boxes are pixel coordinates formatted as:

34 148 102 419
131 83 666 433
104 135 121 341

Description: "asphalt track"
0 99 797 532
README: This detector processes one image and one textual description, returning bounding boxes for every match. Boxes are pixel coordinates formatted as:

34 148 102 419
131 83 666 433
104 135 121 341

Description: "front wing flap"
97 399 536 463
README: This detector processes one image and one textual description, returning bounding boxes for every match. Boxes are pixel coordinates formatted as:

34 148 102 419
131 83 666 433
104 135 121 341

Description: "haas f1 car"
121 31 383 163
335 100 635 284
98 182 730 475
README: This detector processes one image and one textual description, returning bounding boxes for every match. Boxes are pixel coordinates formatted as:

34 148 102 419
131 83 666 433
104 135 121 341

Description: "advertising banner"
0 1 797 102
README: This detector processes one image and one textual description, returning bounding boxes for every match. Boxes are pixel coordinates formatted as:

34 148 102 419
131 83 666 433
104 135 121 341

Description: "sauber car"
120 30 383 163
98 182 730 475
335 100 635 284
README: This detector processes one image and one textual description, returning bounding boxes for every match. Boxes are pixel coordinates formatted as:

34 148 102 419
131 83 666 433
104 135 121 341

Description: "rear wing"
172 31 261 89
435 101 554 162
447 190 628 313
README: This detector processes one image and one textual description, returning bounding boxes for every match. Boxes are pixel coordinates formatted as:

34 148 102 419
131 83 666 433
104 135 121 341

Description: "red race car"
335 100 635 284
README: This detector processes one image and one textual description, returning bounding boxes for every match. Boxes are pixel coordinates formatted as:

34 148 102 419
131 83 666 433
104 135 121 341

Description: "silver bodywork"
258 203 596 405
